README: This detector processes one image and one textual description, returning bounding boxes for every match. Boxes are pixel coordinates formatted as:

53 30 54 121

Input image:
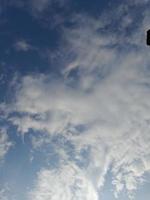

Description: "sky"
0 0 150 199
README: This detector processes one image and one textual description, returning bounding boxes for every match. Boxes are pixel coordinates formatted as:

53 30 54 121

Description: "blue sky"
0 0 150 199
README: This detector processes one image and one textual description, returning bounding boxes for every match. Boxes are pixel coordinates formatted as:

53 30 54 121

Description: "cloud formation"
0 128 12 162
14 40 32 52
2 0 150 199
30 0 50 13
29 164 98 200
0 188 8 200
30 0 68 14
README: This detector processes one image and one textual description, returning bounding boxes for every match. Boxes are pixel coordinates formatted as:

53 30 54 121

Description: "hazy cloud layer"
30 0 68 13
0 188 8 200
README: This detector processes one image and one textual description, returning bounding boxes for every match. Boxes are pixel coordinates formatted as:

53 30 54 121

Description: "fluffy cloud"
3 1 150 199
29 164 98 200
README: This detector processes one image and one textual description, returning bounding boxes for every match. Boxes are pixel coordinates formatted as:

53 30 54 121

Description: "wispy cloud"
0 187 8 200
14 39 32 52
30 0 68 14
29 163 98 200
30 0 50 13
0 128 12 162
2 0 150 199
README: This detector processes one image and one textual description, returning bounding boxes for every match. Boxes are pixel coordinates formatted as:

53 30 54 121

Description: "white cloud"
14 40 32 52
0 184 16 200
29 164 98 200
0 188 8 200
4 1 150 200
0 128 12 162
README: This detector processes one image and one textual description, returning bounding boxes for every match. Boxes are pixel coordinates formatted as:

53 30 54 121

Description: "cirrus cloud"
2 1 150 199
